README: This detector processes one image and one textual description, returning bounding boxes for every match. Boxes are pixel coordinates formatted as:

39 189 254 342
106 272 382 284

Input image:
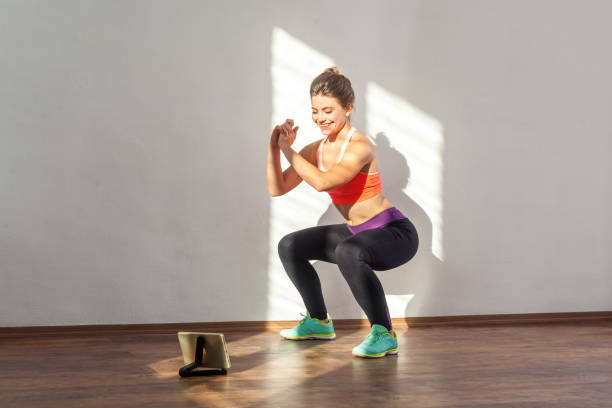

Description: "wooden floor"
1 322 612 408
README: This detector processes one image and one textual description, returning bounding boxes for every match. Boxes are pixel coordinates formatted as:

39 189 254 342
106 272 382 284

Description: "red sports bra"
318 128 383 205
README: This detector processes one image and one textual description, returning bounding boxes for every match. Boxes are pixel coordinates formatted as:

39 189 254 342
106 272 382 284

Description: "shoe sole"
280 333 336 340
352 348 398 358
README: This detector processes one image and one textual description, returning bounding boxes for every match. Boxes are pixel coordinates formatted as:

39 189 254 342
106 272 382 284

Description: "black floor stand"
178 335 227 377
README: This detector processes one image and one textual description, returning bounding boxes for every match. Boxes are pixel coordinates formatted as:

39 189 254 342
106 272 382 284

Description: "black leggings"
277 218 419 331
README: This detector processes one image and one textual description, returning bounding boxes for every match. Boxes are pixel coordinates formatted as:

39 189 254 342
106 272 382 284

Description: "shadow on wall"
314 132 443 320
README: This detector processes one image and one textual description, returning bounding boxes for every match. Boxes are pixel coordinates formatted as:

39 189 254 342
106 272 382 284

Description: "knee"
277 233 298 260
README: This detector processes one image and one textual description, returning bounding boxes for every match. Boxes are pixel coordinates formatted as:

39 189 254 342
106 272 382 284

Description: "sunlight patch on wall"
267 27 334 320
365 82 445 261
386 294 415 317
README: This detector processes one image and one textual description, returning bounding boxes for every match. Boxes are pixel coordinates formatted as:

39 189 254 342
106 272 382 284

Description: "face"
311 94 352 135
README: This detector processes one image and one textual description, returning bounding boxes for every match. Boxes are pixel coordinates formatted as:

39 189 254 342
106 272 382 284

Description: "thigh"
279 223 353 263
344 218 419 271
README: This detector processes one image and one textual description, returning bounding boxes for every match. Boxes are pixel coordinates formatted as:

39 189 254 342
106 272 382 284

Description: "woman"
266 67 419 358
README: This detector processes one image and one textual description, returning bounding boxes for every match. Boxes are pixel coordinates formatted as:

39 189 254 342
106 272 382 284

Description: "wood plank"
1 321 611 407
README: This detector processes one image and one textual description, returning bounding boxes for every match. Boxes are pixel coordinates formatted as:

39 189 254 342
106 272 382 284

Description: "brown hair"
310 67 355 120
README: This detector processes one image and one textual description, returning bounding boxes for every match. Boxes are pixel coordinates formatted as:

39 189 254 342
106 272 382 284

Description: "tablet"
177 332 231 370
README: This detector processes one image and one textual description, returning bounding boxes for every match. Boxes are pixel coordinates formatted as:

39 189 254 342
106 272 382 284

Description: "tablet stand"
178 335 228 377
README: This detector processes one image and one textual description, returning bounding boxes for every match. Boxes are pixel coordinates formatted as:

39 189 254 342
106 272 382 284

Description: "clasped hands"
272 119 299 150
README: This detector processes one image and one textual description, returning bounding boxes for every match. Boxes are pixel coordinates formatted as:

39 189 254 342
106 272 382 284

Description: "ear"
345 103 353 116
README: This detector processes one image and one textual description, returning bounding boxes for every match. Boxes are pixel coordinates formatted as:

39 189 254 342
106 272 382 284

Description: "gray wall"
1 0 610 326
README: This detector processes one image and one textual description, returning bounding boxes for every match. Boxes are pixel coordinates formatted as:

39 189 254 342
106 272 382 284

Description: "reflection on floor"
1 322 612 407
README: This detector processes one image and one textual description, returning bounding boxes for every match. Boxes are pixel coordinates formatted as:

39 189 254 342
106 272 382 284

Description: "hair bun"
324 66 340 75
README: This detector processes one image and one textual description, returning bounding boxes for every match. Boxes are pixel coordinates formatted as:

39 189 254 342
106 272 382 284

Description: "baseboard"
398 311 612 327
1 311 611 338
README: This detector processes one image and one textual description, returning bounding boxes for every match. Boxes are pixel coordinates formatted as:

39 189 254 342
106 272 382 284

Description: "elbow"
314 178 323 192
313 171 331 192
268 187 285 197
267 180 285 197
316 175 335 192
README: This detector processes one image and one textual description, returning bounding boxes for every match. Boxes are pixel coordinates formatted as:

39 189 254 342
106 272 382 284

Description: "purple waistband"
346 207 407 234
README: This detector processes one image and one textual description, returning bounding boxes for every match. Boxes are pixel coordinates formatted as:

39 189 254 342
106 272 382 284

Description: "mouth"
320 122 333 129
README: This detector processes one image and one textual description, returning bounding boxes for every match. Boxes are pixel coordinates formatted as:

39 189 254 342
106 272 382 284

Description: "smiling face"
311 94 352 136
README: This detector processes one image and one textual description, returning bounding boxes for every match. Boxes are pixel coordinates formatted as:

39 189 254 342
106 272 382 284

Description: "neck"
326 124 352 143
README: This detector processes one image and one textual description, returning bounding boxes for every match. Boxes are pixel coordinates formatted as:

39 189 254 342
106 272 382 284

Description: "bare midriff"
336 193 394 226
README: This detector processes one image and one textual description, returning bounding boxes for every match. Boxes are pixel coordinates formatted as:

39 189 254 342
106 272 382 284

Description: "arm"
266 143 286 197
280 138 374 192
267 126 317 196
266 125 286 196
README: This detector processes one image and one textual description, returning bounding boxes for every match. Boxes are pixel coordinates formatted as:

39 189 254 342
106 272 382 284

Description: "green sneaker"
352 324 398 358
280 312 336 340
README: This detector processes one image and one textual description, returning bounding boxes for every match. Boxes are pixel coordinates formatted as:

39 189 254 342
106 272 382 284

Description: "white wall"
1 0 610 326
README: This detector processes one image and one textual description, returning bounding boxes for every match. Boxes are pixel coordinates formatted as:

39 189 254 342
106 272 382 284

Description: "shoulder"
351 128 373 145
299 138 325 165
347 129 375 156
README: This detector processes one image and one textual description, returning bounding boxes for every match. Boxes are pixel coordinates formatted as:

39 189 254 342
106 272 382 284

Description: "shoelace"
365 331 389 344
298 312 308 325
